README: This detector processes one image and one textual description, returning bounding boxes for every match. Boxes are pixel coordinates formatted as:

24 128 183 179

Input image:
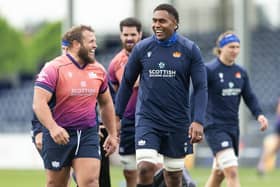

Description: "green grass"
0 167 279 187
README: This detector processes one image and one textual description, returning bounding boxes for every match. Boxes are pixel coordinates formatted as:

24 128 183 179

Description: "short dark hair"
153 4 179 23
64 25 94 47
120 17 142 33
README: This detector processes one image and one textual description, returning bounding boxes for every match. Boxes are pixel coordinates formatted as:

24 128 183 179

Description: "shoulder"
176 34 195 50
205 58 219 69
42 55 71 70
110 49 127 66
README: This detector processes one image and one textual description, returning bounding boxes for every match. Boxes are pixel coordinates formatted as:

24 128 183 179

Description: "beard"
123 40 136 53
78 45 95 64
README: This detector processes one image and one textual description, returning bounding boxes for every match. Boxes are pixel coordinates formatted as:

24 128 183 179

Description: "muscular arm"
97 89 117 137
32 87 69 144
98 89 118 156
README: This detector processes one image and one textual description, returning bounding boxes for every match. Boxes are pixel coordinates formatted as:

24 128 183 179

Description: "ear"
174 24 179 31
139 31 143 39
72 40 81 49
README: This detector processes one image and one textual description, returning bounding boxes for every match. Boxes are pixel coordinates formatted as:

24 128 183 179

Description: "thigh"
205 126 237 156
72 158 100 186
160 130 193 158
46 167 71 187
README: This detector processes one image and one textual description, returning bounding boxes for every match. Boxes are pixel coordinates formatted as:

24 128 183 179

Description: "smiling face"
152 10 177 41
78 30 97 64
120 26 142 53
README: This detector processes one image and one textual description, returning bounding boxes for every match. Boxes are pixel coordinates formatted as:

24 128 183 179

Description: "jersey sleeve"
34 62 58 93
190 44 208 125
241 70 263 118
115 45 141 118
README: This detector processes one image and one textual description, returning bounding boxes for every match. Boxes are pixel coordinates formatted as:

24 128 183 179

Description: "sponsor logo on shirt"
71 87 97 96
148 62 176 78
222 82 241 96
218 72 224 82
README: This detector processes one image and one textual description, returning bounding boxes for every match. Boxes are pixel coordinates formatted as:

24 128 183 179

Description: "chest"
140 46 191 75
210 69 244 96
56 66 104 97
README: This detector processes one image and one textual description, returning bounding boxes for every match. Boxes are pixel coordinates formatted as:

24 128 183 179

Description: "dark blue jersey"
205 58 263 127
115 33 207 132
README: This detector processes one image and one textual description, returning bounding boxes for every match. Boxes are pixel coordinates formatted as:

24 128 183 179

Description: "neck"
219 56 234 66
67 51 85 66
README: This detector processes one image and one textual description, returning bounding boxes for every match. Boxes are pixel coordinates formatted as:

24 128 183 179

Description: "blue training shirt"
115 33 207 132
205 58 263 127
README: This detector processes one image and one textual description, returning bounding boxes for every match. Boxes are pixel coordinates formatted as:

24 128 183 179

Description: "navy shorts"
275 121 280 135
42 125 100 170
204 125 239 156
119 118 135 155
135 125 193 158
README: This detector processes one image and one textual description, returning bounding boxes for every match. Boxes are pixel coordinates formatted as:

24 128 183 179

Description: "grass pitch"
0 167 279 187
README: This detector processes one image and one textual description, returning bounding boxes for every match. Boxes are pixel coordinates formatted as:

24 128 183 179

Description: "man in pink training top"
32 25 118 187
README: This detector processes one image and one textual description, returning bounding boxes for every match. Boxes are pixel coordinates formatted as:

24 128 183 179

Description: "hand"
35 132 43 151
257 114 269 131
103 134 119 157
49 125 70 145
188 122 204 144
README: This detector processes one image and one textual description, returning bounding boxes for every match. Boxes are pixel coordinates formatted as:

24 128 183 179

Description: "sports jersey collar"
153 32 177 47
66 53 87 69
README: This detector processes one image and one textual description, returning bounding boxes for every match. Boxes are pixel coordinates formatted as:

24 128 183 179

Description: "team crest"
172 51 181 58
235 72 241 79
88 72 97 79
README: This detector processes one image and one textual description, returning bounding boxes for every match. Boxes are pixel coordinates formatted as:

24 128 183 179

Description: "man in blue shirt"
204 31 269 187
115 4 207 187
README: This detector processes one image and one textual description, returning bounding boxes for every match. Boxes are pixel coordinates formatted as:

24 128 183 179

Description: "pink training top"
35 54 108 129
108 49 138 120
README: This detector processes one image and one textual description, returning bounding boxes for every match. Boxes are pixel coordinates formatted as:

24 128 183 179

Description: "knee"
138 161 156 181
124 169 137 179
164 170 182 187
224 167 238 180
212 169 225 181
78 176 99 187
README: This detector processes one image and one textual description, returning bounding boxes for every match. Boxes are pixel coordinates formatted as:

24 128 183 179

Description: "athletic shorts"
275 121 280 135
135 125 193 158
204 125 239 156
42 125 100 170
119 118 135 155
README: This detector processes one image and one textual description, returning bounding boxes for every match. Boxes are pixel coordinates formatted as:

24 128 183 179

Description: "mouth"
155 30 164 37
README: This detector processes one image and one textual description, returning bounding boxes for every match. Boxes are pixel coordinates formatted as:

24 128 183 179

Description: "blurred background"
0 0 279 170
